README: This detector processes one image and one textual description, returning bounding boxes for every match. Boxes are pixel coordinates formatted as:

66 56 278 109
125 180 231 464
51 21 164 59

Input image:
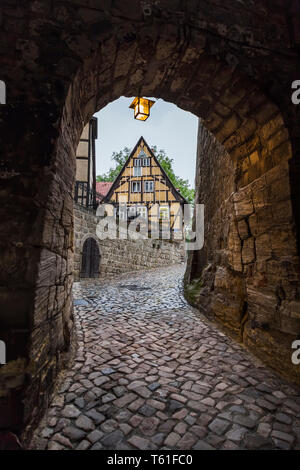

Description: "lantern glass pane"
135 99 148 120
130 97 153 121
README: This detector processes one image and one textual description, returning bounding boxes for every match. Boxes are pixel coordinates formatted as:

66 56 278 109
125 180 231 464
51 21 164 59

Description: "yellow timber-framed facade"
102 137 188 237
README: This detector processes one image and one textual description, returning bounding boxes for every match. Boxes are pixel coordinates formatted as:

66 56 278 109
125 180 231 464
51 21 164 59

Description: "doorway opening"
80 237 100 279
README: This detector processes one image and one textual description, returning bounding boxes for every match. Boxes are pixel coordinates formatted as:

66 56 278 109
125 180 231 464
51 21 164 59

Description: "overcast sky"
94 97 198 187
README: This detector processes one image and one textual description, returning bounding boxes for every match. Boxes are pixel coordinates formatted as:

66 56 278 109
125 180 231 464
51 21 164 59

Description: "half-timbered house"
74 117 98 209
102 137 188 237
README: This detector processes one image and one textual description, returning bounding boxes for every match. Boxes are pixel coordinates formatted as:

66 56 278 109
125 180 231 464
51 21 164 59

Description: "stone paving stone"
129 398 145 412
90 442 103 450
101 368 116 375
75 415 95 431
113 386 126 397
146 399 165 411
87 429 104 443
173 408 188 420
273 422 292 433
128 435 151 450
276 413 293 425
94 376 109 387
148 382 161 391
101 430 124 448
168 400 184 413
164 432 180 447
138 417 160 436
119 423 131 435
271 430 295 444
193 440 216 450
41 427 54 438
226 425 248 442
30 265 300 450
76 440 91 450
61 405 81 418
190 425 206 438
101 419 118 433
177 432 197 450
139 404 156 417
115 410 132 422
114 393 136 408
244 434 274 450
48 441 65 450
257 422 271 437
206 433 226 447
128 380 145 390
158 419 176 434
174 422 187 435
85 409 105 424
151 433 165 447
52 433 73 449
135 386 152 398
233 414 257 429
102 393 115 404
208 418 231 436
156 411 169 421
63 426 86 442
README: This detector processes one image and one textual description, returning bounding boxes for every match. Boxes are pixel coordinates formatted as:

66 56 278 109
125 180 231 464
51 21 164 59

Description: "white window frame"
144 180 154 192
118 205 127 220
0 80 6 105
159 206 169 220
134 167 142 177
128 205 137 216
142 157 150 167
134 159 142 167
137 205 148 219
131 181 141 193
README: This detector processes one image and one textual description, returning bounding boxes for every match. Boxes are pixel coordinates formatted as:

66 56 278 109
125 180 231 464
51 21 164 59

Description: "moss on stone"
184 277 203 306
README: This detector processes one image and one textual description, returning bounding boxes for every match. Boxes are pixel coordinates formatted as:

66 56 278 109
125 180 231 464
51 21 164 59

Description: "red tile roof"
96 182 113 201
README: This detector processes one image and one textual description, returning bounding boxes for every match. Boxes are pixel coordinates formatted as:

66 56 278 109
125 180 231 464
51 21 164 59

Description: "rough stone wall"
74 204 185 280
185 121 300 386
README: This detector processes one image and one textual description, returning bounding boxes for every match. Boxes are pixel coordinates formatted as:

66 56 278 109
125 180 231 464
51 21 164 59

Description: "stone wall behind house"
74 204 185 280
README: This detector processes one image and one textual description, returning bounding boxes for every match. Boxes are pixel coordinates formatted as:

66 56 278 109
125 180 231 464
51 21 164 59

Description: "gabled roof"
96 182 113 196
103 136 188 204
96 182 113 202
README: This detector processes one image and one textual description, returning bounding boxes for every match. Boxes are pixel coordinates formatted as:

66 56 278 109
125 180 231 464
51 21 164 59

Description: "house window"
134 159 142 167
118 205 127 220
131 181 141 193
142 158 150 167
128 205 137 217
134 167 142 176
144 181 154 192
159 206 169 220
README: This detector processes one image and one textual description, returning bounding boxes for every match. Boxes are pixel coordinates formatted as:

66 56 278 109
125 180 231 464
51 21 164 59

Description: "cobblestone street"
31 265 300 450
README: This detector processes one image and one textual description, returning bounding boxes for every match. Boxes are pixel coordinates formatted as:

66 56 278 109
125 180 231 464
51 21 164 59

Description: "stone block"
237 219 250 240
242 237 255 264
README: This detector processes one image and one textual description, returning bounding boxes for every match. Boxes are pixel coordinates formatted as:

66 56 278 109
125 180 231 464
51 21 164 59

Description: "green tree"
96 147 131 182
97 146 195 203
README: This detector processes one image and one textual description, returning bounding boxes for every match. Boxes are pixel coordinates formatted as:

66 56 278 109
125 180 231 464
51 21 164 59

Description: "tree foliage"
96 146 195 203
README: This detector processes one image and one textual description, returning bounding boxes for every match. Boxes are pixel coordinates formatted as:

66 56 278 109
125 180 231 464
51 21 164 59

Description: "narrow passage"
31 265 300 450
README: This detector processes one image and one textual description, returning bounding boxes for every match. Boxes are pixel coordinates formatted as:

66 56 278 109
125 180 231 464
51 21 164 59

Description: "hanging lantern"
129 97 155 121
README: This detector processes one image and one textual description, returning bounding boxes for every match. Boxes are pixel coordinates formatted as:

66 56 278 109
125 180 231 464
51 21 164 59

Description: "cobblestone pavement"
30 265 300 450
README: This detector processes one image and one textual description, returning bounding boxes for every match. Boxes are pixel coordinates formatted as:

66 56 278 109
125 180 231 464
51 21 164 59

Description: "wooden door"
80 238 100 278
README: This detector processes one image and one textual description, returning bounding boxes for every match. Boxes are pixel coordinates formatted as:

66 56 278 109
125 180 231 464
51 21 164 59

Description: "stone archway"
80 237 100 279
0 1 300 438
